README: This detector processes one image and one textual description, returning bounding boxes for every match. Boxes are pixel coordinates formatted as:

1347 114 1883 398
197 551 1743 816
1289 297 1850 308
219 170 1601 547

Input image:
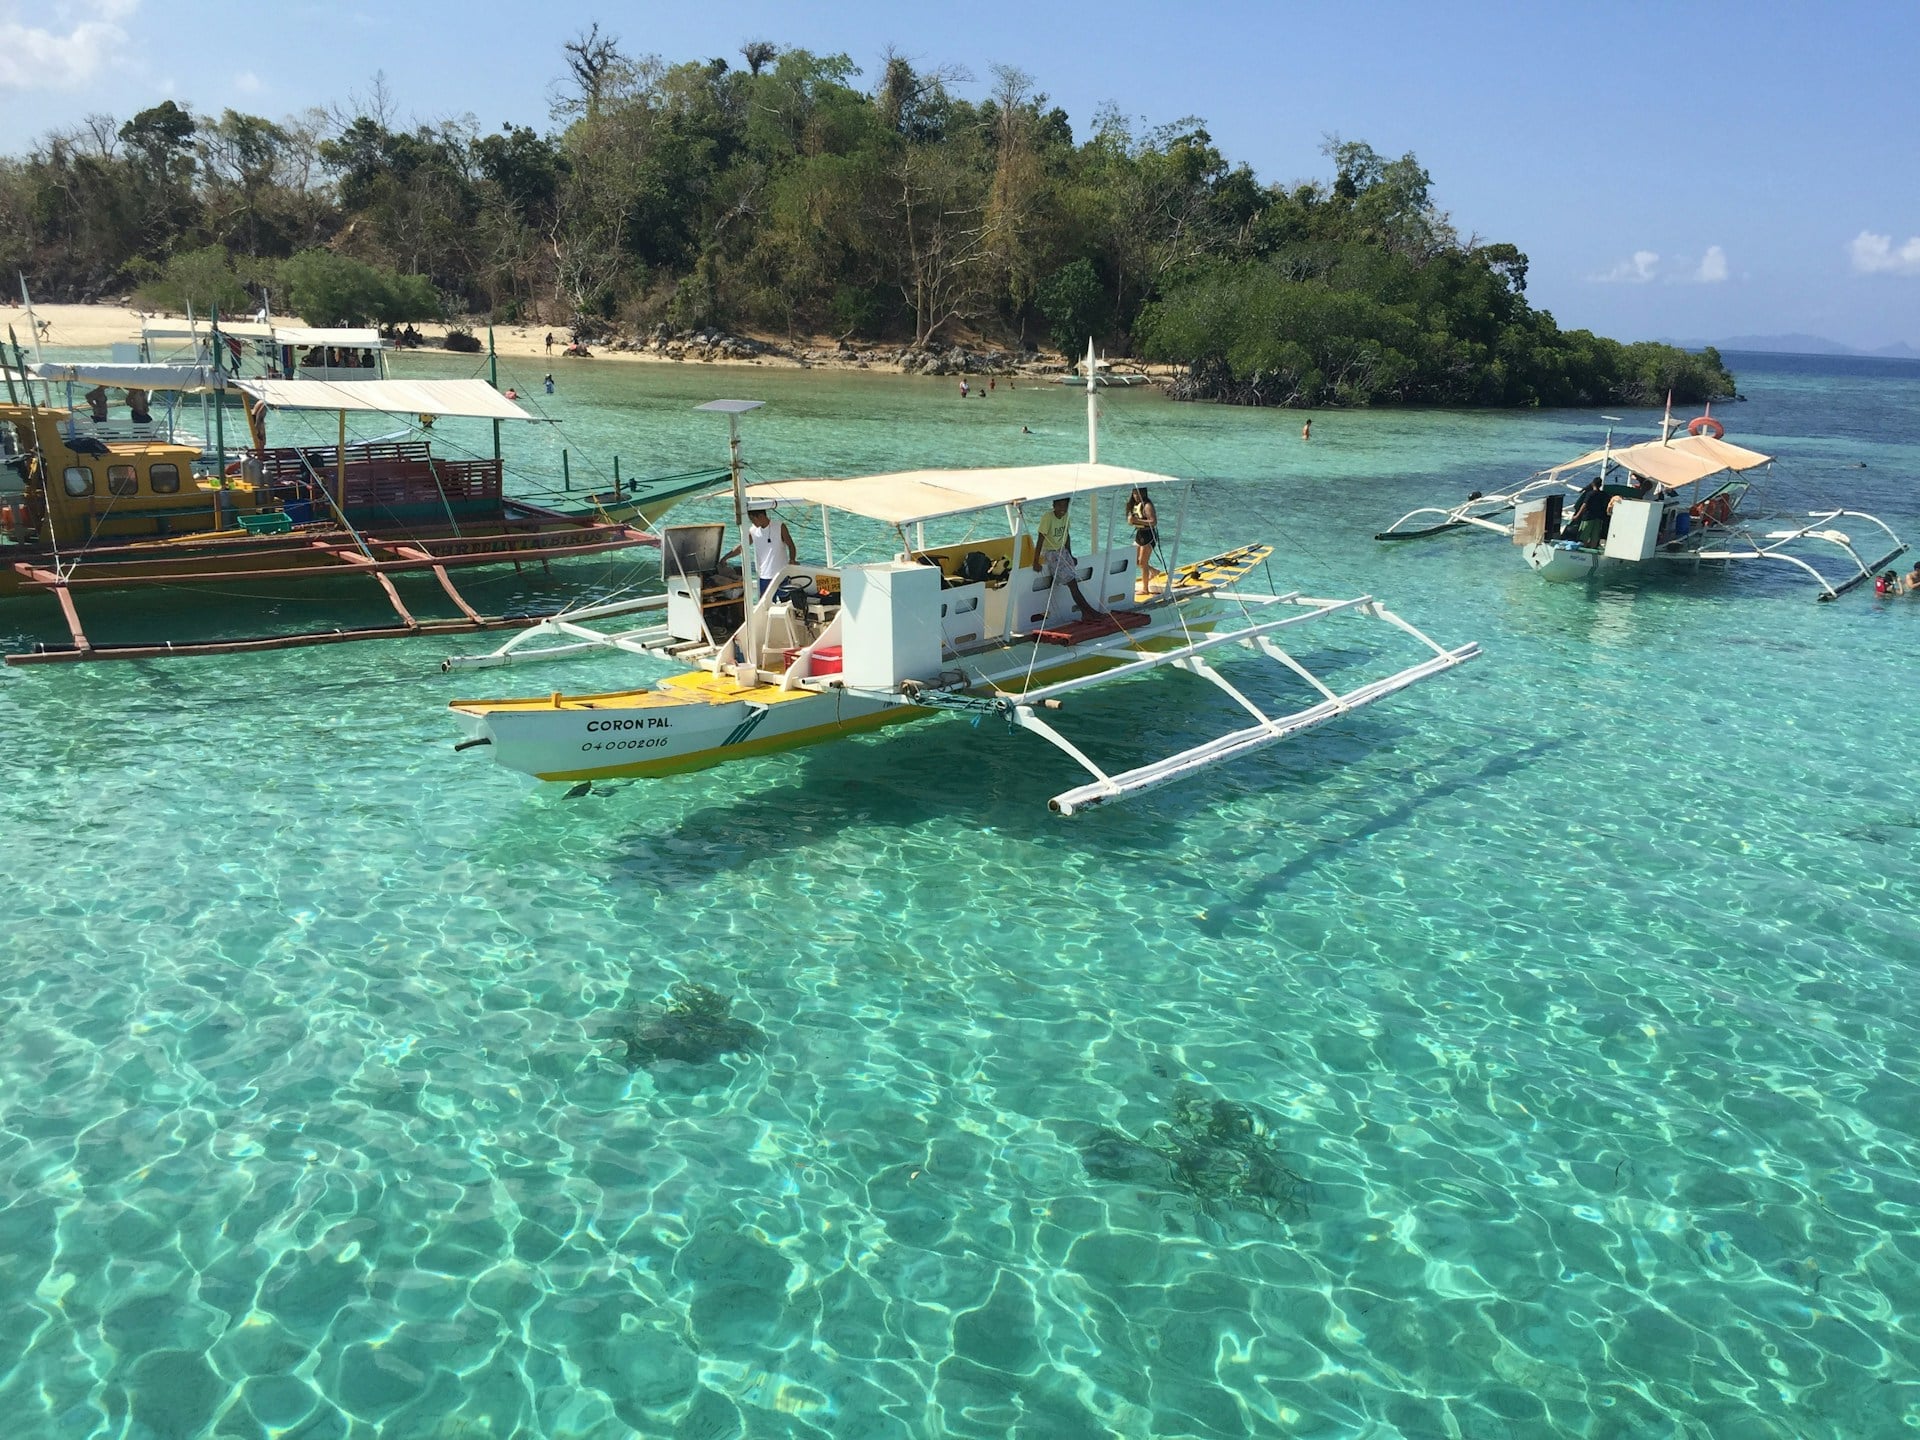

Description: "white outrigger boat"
448 348 1481 814
1376 413 1907 600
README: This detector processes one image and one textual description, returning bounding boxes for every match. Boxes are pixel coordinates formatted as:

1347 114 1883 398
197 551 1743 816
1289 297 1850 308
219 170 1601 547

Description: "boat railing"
254 440 434 480
60 418 177 447
292 363 385 382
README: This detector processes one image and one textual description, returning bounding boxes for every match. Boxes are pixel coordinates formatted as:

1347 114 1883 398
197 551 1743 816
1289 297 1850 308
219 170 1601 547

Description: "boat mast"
1086 337 1099 463
211 305 228 505
487 325 501 463
694 399 765 665
18 274 43 367
1085 338 1100 541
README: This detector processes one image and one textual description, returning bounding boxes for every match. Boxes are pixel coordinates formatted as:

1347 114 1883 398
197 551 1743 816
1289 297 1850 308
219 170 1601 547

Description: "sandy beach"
4 300 1116 381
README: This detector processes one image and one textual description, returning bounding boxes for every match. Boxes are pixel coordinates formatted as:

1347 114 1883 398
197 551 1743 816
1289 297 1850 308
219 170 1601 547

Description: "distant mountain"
1716 333 1854 355
1668 333 1920 358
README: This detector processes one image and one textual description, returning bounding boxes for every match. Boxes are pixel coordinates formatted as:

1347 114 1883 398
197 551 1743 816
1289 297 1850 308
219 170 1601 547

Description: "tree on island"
277 249 439 327
0 45 1731 406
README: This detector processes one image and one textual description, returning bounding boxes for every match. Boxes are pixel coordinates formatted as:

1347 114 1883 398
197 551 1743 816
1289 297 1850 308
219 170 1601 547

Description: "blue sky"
4 0 1918 348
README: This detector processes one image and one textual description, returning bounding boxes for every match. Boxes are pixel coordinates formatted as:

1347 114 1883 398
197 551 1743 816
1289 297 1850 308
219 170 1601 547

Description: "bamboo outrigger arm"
816 591 1481 816
1733 509 1909 601
1003 593 1480 815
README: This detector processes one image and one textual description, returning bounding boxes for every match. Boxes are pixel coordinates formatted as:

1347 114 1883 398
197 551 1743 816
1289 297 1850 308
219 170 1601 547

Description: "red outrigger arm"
6 524 660 665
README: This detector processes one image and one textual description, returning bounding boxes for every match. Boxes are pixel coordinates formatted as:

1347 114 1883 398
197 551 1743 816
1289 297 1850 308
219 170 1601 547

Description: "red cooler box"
782 645 842 675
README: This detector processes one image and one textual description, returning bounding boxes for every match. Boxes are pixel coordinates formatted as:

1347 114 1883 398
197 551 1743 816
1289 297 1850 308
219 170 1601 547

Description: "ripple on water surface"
1 352 1918 1437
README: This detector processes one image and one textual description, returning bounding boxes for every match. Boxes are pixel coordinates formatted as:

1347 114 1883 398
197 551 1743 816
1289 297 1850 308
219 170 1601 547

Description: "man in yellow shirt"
1032 496 1097 620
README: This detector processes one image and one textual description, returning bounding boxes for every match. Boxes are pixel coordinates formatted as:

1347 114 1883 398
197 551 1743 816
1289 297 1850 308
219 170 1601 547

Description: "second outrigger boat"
0 346 721 663
448 348 1482 814
1376 412 1907 600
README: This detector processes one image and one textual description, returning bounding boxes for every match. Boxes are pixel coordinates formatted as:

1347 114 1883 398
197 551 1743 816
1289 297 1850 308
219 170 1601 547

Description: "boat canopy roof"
273 326 384 348
747 461 1179 526
1547 433 1773 490
144 320 277 342
34 361 220 392
235 377 533 420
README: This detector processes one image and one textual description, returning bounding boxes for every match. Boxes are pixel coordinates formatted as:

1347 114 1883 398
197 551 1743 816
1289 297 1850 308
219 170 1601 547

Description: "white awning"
32 361 220 392
746 462 1180 526
143 321 277 342
273 327 385 349
1546 434 1772 490
235 377 533 420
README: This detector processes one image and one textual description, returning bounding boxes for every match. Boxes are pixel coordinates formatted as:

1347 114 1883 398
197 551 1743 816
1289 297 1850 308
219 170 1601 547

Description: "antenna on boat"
1601 414 1621 481
1085 338 1100 464
1660 389 1675 442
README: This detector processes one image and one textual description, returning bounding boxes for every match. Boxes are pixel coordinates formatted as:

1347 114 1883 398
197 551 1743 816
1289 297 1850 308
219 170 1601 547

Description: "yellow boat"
1 362 667 661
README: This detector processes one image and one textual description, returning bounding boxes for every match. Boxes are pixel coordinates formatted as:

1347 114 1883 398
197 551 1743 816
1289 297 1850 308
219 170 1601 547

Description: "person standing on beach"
544 332 554 354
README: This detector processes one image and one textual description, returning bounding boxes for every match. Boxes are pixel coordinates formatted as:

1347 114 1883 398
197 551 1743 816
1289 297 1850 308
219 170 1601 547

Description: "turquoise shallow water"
2 350 1918 1438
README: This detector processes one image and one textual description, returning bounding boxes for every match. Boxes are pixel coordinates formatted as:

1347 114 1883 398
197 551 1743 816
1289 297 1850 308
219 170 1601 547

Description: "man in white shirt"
724 507 798 596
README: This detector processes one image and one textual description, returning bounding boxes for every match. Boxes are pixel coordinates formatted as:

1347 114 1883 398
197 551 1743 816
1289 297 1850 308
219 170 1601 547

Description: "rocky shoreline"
10 300 1171 388
582 322 1096 380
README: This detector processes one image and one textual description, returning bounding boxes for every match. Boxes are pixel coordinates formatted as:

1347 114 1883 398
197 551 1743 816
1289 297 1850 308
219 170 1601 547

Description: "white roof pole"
1086 338 1099 464
694 399 766 671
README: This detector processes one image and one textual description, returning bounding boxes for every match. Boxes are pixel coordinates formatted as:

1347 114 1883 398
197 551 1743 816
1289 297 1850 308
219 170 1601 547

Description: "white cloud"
1850 230 1920 276
1693 245 1728 283
233 70 263 94
0 1 138 91
1594 250 1659 284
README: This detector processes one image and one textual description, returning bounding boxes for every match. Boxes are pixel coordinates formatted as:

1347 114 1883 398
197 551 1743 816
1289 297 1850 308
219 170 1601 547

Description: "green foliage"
473 124 566 224
1036 259 1112 352
0 50 1730 409
1137 147 1736 407
132 244 251 316
277 249 439 325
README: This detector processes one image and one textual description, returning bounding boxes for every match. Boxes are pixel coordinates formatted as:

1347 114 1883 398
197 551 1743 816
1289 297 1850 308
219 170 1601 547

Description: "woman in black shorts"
1127 487 1160 594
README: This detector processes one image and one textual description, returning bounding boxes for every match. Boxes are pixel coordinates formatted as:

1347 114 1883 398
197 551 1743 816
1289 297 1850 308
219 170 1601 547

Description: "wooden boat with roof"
0 346 716 663
448 347 1481 814
1376 411 1907 600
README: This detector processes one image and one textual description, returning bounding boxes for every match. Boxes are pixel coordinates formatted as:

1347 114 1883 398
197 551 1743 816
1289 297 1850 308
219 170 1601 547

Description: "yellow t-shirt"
1035 509 1071 555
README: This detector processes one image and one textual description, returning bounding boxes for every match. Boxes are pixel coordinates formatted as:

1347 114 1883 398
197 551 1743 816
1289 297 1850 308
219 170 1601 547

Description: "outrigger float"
0 334 721 664
1376 412 1907 600
448 347 1481 814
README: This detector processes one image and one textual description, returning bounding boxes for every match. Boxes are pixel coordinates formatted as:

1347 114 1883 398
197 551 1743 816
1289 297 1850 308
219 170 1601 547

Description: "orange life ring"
1687 415 1725 439
1689 495 1732 525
